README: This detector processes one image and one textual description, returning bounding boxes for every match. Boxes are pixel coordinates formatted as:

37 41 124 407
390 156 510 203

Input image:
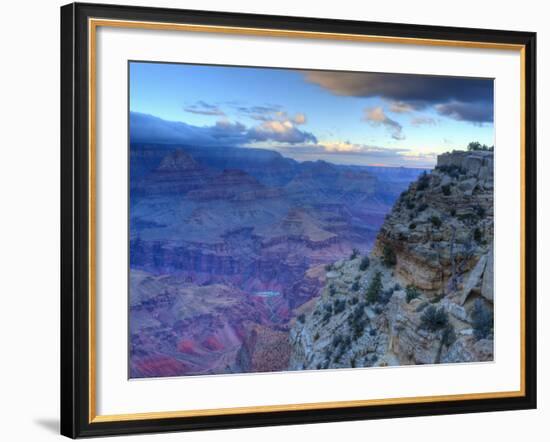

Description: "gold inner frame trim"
88 17 527 424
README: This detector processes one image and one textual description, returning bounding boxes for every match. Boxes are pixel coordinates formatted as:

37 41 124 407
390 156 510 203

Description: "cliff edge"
289 150 494 370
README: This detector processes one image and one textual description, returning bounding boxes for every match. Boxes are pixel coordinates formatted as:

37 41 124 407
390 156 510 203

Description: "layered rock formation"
290 150 494 369
130 144 425 377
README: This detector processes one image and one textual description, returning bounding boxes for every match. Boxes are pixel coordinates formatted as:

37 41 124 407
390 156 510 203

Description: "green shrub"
359 256 370 271
430 292 445 304
382 244 397 267
297 313 306 323
351 281 360 292
366 272 383 304
409 222 416 230
350 248 359 260
458 213 477 224
322 304 333 322
342 336 351 348
417 171 430 191
325 263 333 272
467 141 493 151
430 216 442 228
351 304 365 323
420 306 449 332
450 208 457 217
418 202 428 212
442 325 457 347
406 284 421 303
475 205 486 218
474 227 483 243
334 299 346 314
442 184 451 196
353 324 365 339
471 299 493 340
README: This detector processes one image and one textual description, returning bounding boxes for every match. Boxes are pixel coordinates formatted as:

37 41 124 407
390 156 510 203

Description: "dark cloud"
363 107 404 140
130 112 221 145
183 100 225 116
435 101 493 124
130 112 316 146
304 71 493 124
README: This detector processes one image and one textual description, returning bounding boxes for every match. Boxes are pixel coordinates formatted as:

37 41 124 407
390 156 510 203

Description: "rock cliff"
290 150 494 369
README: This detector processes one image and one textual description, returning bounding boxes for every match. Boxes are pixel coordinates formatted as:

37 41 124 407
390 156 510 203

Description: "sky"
129 61 494 168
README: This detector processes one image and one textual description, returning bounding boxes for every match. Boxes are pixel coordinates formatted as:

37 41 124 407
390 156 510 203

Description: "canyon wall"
290 150 494 369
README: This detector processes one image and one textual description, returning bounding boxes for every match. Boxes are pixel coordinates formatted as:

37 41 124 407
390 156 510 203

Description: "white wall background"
0 0 546 440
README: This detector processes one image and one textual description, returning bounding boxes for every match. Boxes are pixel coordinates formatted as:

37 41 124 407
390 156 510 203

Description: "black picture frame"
61 2 537 438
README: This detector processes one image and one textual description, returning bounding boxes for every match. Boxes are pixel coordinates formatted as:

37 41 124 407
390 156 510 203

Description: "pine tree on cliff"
366 271 383 304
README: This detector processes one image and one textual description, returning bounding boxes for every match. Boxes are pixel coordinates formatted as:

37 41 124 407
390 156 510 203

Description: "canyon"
129 142 424 377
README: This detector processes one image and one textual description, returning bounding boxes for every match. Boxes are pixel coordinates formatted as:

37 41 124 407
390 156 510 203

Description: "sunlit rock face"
290 150 494 370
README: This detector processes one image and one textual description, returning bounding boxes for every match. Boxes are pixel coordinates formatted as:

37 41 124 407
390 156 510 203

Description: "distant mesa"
187 169 266 201
157 149 201 172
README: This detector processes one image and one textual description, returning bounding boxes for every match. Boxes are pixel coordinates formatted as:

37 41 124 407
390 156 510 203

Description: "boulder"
458 178 478 192
464 155 483 176
459 254 488 305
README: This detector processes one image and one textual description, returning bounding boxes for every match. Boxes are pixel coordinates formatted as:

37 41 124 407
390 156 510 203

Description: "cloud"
275 142 435 167
293 113 307 125
248 119 317 144
234 106 313 143
130 112 316 146
130 112 436 167
236 104 282 121
435 101 493 124
410 116 437 126
318 141 408 155
237 105 308 127
130 112 222 146
303 71 493 123
389 101 416 113
363 107 404 140
183 101 225 116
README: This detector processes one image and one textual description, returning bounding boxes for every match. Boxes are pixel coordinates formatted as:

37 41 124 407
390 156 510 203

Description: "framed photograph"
60 2 536 438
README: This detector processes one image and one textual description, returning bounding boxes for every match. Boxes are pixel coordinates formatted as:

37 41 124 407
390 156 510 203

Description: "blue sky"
129 61 494 168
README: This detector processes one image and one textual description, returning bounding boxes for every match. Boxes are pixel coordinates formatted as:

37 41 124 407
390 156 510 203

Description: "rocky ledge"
290 150 494 369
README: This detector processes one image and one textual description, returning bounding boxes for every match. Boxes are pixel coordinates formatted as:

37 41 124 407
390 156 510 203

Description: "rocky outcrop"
373 150 493 296
290 150 494 369
289 257 392 370
133 149 212 196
